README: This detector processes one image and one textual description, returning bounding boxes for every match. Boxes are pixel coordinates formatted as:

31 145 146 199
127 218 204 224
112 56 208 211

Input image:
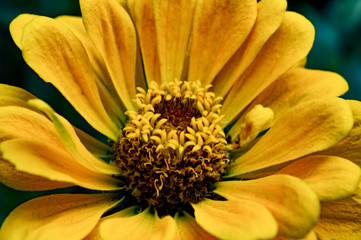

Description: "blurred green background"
0 0 361 225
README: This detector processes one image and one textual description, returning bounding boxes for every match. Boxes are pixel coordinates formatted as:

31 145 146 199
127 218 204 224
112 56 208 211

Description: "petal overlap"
0 193 121 240
221 11 315 124
192 198 278 240
80 0 137 112
226 98 353 177
21 16 118 140
99 207 176 240
215 174 320 238
277 155 361 201
187 0 257 86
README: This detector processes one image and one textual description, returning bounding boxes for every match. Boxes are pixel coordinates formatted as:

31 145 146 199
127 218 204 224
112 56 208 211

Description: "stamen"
112 80 230 211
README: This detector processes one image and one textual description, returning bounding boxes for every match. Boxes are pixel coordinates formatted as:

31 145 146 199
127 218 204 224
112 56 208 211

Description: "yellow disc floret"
112 80 230 211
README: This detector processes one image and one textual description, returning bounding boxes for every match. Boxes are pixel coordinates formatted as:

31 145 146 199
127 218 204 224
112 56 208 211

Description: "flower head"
1 0 361 239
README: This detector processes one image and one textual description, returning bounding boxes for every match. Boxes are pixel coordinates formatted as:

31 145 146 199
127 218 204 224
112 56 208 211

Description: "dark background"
1 0 361 225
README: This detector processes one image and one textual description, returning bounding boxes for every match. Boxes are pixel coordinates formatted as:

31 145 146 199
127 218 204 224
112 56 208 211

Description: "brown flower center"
112 80 230 211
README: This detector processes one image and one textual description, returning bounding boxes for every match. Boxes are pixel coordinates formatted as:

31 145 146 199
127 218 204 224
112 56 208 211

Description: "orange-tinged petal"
212 0 287 97
174 211 218 240
0 138 122 191
0 193 121 240
192 199 278 240
127 0 161 84
99 207 176 240
228 68 349 140
28 99 120 175
153 0 196 83
319 100 361 165
221 11 315 124
277 155 361 201
187 0 257 86
314 185 361 240
80 0 137 111
21 16 118 140
9 14 37 49
226 98 353 177
0 158 72 191
215 175 320 238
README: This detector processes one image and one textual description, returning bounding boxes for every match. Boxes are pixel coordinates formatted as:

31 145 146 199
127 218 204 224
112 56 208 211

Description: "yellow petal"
215 174 320 238
237 104 274 146
0 106 63 147
80 0 137 111
274 231 317 240
277 155 361 201
74 127 112 158
187 0 257 86
9 14 38 49
174 211 218 240
221 11 315 124
0 84 36 108
153 0 196 83
0 193 121 240
0 138 122 191
55 16 111 86
21 16 118 140
319 100 361 165
212 0 287 97
127 0 161 84
226 98 353 177
0 105 116 177
314 185 361 240
0 106 82 191
0 158 72 191
191 199 278 240
99 207 176 240
228 68 349 140
56 15 126 126
28 99 120 175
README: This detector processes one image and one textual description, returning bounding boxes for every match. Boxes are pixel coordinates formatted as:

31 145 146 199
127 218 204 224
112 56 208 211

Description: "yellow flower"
0 0 361 239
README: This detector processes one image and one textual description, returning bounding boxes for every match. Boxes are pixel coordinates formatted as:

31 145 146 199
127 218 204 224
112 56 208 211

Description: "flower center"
112 80 230 212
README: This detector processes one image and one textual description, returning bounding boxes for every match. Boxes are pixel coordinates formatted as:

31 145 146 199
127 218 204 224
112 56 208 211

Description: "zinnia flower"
1 0 361 239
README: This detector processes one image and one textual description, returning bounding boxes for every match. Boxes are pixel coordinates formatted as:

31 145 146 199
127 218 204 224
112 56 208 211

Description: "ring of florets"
112 80 230 212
